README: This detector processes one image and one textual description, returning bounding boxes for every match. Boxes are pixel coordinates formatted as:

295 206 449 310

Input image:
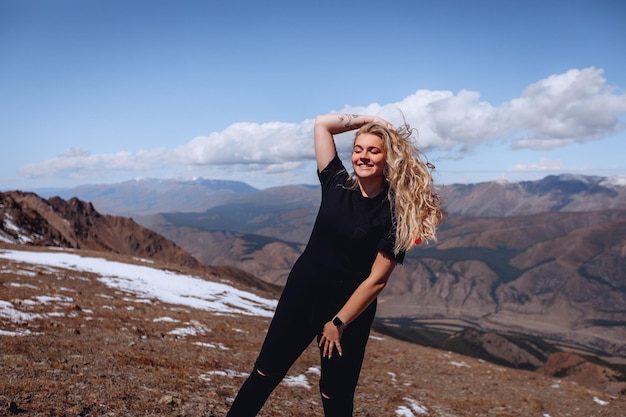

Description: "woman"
226 114 444 416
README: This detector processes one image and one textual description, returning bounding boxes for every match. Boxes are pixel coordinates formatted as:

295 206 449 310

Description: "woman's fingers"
372 116 395 132
319 321 344 358
335 341 343 357
320 337 343 359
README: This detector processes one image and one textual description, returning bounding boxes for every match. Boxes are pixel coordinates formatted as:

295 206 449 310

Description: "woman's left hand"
319 321 343 359
371 116 396 132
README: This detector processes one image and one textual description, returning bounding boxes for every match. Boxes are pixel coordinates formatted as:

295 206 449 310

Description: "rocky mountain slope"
0 191 202 268
1 246 624 416
0 191 280 294
378 210 626 356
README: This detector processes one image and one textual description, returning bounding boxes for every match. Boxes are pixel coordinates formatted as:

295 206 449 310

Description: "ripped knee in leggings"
253 367 283 381
321 389 353 414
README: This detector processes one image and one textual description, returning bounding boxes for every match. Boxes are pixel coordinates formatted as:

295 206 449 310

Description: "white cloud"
511 158 564 172
510 157 591 173
174 120 315 165
393 89 505 149
17 67 626 184
20 147 172 179
506 67 626 150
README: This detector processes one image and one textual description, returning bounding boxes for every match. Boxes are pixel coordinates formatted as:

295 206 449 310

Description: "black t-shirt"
289 155 404 292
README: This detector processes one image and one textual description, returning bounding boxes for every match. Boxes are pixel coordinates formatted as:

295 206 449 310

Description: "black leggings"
226 277 376 417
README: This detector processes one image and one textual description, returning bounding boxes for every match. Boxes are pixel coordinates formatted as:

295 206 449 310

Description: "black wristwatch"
332 316 345 330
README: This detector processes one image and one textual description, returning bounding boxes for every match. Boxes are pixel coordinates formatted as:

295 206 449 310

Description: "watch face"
333 317 343 328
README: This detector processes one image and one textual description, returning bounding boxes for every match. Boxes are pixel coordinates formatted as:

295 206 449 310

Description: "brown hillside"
0 191 201 269
148 224 304 286
1 247 624 416
379 211 626 358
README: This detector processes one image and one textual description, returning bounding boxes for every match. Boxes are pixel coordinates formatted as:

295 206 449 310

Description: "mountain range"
3 173 625 390
34 173 626 218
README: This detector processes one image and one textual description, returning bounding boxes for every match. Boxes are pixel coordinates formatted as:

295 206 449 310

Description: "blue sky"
1 0 625 191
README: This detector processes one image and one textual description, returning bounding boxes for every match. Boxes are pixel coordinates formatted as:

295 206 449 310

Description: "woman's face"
351 133 386 180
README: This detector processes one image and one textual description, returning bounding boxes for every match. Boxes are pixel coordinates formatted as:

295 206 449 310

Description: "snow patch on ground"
396 397 428 416
0 249 277 318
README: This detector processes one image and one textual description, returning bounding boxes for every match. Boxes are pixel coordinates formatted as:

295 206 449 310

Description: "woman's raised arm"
313 114 392 172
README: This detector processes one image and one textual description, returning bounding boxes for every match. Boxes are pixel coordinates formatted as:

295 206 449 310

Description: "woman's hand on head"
319 321 343 359
314 114 396 172
372 116 396 132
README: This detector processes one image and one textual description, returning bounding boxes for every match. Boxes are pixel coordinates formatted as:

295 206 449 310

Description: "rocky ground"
1 250 625 417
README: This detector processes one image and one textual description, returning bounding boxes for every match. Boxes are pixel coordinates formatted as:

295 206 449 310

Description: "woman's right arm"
313 114 390 172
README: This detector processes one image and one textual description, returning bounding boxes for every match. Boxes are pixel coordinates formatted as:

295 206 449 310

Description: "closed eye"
353 146 381 154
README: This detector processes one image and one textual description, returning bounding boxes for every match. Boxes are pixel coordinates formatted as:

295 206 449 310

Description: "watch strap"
332 316 344 329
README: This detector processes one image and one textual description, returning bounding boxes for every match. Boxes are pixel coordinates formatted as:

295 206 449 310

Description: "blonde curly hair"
349 122 445 254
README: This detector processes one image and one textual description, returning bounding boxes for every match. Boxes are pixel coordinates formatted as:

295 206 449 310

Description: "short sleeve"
318 154 348 191
378 231 406 264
